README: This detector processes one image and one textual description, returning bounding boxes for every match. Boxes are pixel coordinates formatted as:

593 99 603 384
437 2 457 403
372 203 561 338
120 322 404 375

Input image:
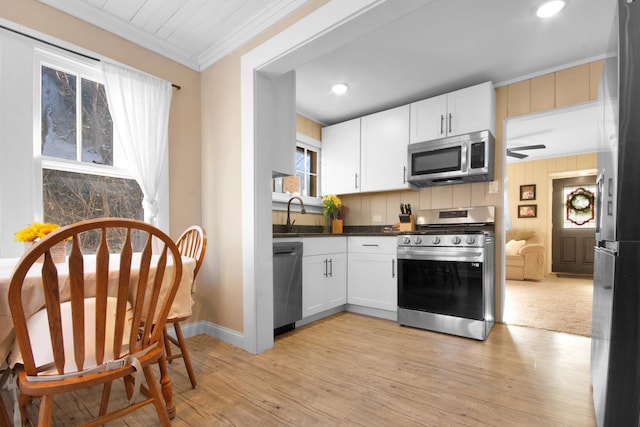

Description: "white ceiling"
505 101 601 164
37 0 311 70
39 0 617 162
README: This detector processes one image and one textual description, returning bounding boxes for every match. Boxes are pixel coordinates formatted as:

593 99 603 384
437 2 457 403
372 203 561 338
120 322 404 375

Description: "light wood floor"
7 312 595 426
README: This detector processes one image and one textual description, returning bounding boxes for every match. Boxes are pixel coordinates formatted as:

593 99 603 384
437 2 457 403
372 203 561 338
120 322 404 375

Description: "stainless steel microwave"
407 130 494 187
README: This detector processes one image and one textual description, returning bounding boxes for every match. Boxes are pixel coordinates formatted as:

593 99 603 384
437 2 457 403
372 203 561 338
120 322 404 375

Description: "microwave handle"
460 143 468 172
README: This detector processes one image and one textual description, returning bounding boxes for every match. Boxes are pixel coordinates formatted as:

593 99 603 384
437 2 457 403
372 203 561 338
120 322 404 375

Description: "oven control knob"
452 236 462 245
432 237 441 245
402 236 411 245
466 236 476 245
413 236 423 245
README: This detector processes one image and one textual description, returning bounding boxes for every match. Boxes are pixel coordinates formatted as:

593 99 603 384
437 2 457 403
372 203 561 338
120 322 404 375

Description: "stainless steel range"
397 206 495 340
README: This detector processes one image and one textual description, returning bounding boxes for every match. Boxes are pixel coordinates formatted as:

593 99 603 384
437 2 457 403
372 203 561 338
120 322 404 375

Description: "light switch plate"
489 180 499 194
372 215 382 223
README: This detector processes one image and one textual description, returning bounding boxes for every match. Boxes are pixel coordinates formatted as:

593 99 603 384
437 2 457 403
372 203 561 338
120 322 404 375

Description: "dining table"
0 252 196 418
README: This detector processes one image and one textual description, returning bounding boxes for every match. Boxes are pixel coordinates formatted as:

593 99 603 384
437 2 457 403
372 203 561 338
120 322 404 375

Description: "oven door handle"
398 249 484 262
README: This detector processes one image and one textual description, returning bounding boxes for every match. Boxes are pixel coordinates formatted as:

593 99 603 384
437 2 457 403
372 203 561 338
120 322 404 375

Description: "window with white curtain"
37 50 143 226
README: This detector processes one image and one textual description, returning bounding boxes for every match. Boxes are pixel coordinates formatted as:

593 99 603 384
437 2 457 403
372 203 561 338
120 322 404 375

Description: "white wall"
0 31 37 257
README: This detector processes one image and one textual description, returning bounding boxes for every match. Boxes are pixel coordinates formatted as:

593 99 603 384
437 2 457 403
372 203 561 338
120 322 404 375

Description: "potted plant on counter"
322 195 343 234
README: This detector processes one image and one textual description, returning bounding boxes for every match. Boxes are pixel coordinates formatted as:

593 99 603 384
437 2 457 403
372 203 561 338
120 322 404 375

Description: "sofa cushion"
505 239 526 255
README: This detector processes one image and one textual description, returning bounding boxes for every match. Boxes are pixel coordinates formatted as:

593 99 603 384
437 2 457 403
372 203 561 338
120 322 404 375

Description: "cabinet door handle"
448 113 452 134
440 114 444 135
355 173 359 189
403 166 407 183
362 244 379 247
323 259 328 277
392 258 395 278
329 258 333 277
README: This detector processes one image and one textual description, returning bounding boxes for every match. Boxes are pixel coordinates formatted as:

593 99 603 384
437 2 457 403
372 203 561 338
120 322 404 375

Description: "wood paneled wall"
502 61 603 118
296 114 323 140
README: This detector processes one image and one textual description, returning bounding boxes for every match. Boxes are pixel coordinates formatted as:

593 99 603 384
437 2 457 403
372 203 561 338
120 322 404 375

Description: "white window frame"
272 132 323 212
31 46 170 232
35 48 135 189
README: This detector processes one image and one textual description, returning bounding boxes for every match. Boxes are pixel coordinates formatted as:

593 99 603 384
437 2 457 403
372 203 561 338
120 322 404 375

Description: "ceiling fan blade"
508 144 546 151
506 149 528 159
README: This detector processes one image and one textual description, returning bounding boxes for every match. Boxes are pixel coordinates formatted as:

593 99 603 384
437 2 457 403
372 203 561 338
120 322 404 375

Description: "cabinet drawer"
302 236 347 256
348 236 396 254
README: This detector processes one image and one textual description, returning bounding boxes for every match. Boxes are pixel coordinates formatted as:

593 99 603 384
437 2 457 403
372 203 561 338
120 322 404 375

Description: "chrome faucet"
286 196 306 232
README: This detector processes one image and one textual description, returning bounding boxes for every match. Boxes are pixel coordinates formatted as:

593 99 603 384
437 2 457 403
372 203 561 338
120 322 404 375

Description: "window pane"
295 147 305 172
309 174 317 197
43 169 144 252
42 66 76 159
563 184 596 229
309 150 318 174
81 78 113 165
296 171 306 196
273 177 283 192
43 169 143 224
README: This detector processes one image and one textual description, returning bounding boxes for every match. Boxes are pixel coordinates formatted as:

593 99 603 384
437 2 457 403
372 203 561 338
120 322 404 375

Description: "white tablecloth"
0 253 196 363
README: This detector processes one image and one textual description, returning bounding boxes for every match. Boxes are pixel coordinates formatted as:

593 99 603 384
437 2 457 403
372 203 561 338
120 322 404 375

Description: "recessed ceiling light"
536 1 566 18
331 83 349 95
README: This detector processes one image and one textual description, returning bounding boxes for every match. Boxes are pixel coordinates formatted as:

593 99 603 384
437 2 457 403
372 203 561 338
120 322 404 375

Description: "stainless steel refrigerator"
591 1 640 425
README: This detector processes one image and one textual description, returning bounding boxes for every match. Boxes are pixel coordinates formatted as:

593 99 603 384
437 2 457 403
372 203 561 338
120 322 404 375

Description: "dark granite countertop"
273 224 398 238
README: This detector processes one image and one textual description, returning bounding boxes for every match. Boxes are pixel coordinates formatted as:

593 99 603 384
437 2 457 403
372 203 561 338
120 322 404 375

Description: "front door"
551 176 597 275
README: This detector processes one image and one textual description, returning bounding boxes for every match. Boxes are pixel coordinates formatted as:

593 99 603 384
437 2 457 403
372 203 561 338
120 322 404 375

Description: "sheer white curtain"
101 61 172 226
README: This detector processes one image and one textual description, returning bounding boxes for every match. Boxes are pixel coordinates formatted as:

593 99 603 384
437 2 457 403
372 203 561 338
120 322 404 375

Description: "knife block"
399 214 415 232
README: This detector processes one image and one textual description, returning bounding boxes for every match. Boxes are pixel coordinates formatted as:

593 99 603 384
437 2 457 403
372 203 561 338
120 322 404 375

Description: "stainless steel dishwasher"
273 241 303 334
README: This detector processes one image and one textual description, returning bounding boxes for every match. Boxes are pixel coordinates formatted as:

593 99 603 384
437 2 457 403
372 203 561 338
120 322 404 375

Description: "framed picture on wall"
520 184 536 201
518 204 537 218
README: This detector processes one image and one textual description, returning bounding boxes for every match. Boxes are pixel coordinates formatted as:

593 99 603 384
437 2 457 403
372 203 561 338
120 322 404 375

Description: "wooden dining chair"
8 218 183 426
163 225 206 389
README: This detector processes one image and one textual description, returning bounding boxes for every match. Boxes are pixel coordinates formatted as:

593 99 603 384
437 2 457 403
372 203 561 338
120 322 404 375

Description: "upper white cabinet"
361 105 411 192
321 118 360 195
322 106 411 196
410 81 495 143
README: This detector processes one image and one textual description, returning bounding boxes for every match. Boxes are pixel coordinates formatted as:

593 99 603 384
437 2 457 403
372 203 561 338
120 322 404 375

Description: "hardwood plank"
4 312 595 426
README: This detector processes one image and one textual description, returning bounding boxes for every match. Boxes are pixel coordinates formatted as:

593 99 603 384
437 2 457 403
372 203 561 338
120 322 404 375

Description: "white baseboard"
166 320 245 350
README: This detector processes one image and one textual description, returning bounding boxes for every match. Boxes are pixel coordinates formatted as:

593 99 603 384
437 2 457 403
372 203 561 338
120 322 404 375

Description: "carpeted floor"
504 275 593 337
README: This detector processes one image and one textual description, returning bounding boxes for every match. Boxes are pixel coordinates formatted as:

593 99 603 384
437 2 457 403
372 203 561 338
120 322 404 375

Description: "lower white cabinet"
302 237 347 318
347 236 397 311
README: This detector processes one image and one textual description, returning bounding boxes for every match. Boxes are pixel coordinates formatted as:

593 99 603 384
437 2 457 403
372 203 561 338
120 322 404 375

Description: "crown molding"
38 0 310 72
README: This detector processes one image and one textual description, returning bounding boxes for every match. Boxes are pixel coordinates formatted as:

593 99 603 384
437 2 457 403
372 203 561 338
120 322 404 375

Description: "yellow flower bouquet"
15 222 61 242
322 195 342 219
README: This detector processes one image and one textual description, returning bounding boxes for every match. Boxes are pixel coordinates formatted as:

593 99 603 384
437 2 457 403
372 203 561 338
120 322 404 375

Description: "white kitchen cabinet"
321 118 360 195
361 105 411 192
302 237 347 318
347 236 397 312
410 81 495 143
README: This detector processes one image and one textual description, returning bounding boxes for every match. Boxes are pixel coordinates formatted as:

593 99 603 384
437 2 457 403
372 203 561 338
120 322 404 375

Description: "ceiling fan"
506 144 546 159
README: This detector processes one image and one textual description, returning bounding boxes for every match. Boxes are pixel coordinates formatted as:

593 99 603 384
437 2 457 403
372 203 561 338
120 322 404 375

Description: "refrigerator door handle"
595 171 604 240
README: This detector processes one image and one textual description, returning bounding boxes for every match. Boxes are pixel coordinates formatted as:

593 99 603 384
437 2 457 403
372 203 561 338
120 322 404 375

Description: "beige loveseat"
505 230 545 281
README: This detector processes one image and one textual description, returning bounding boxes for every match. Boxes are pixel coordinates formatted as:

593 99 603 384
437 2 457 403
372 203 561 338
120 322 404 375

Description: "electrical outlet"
372 215 382 223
